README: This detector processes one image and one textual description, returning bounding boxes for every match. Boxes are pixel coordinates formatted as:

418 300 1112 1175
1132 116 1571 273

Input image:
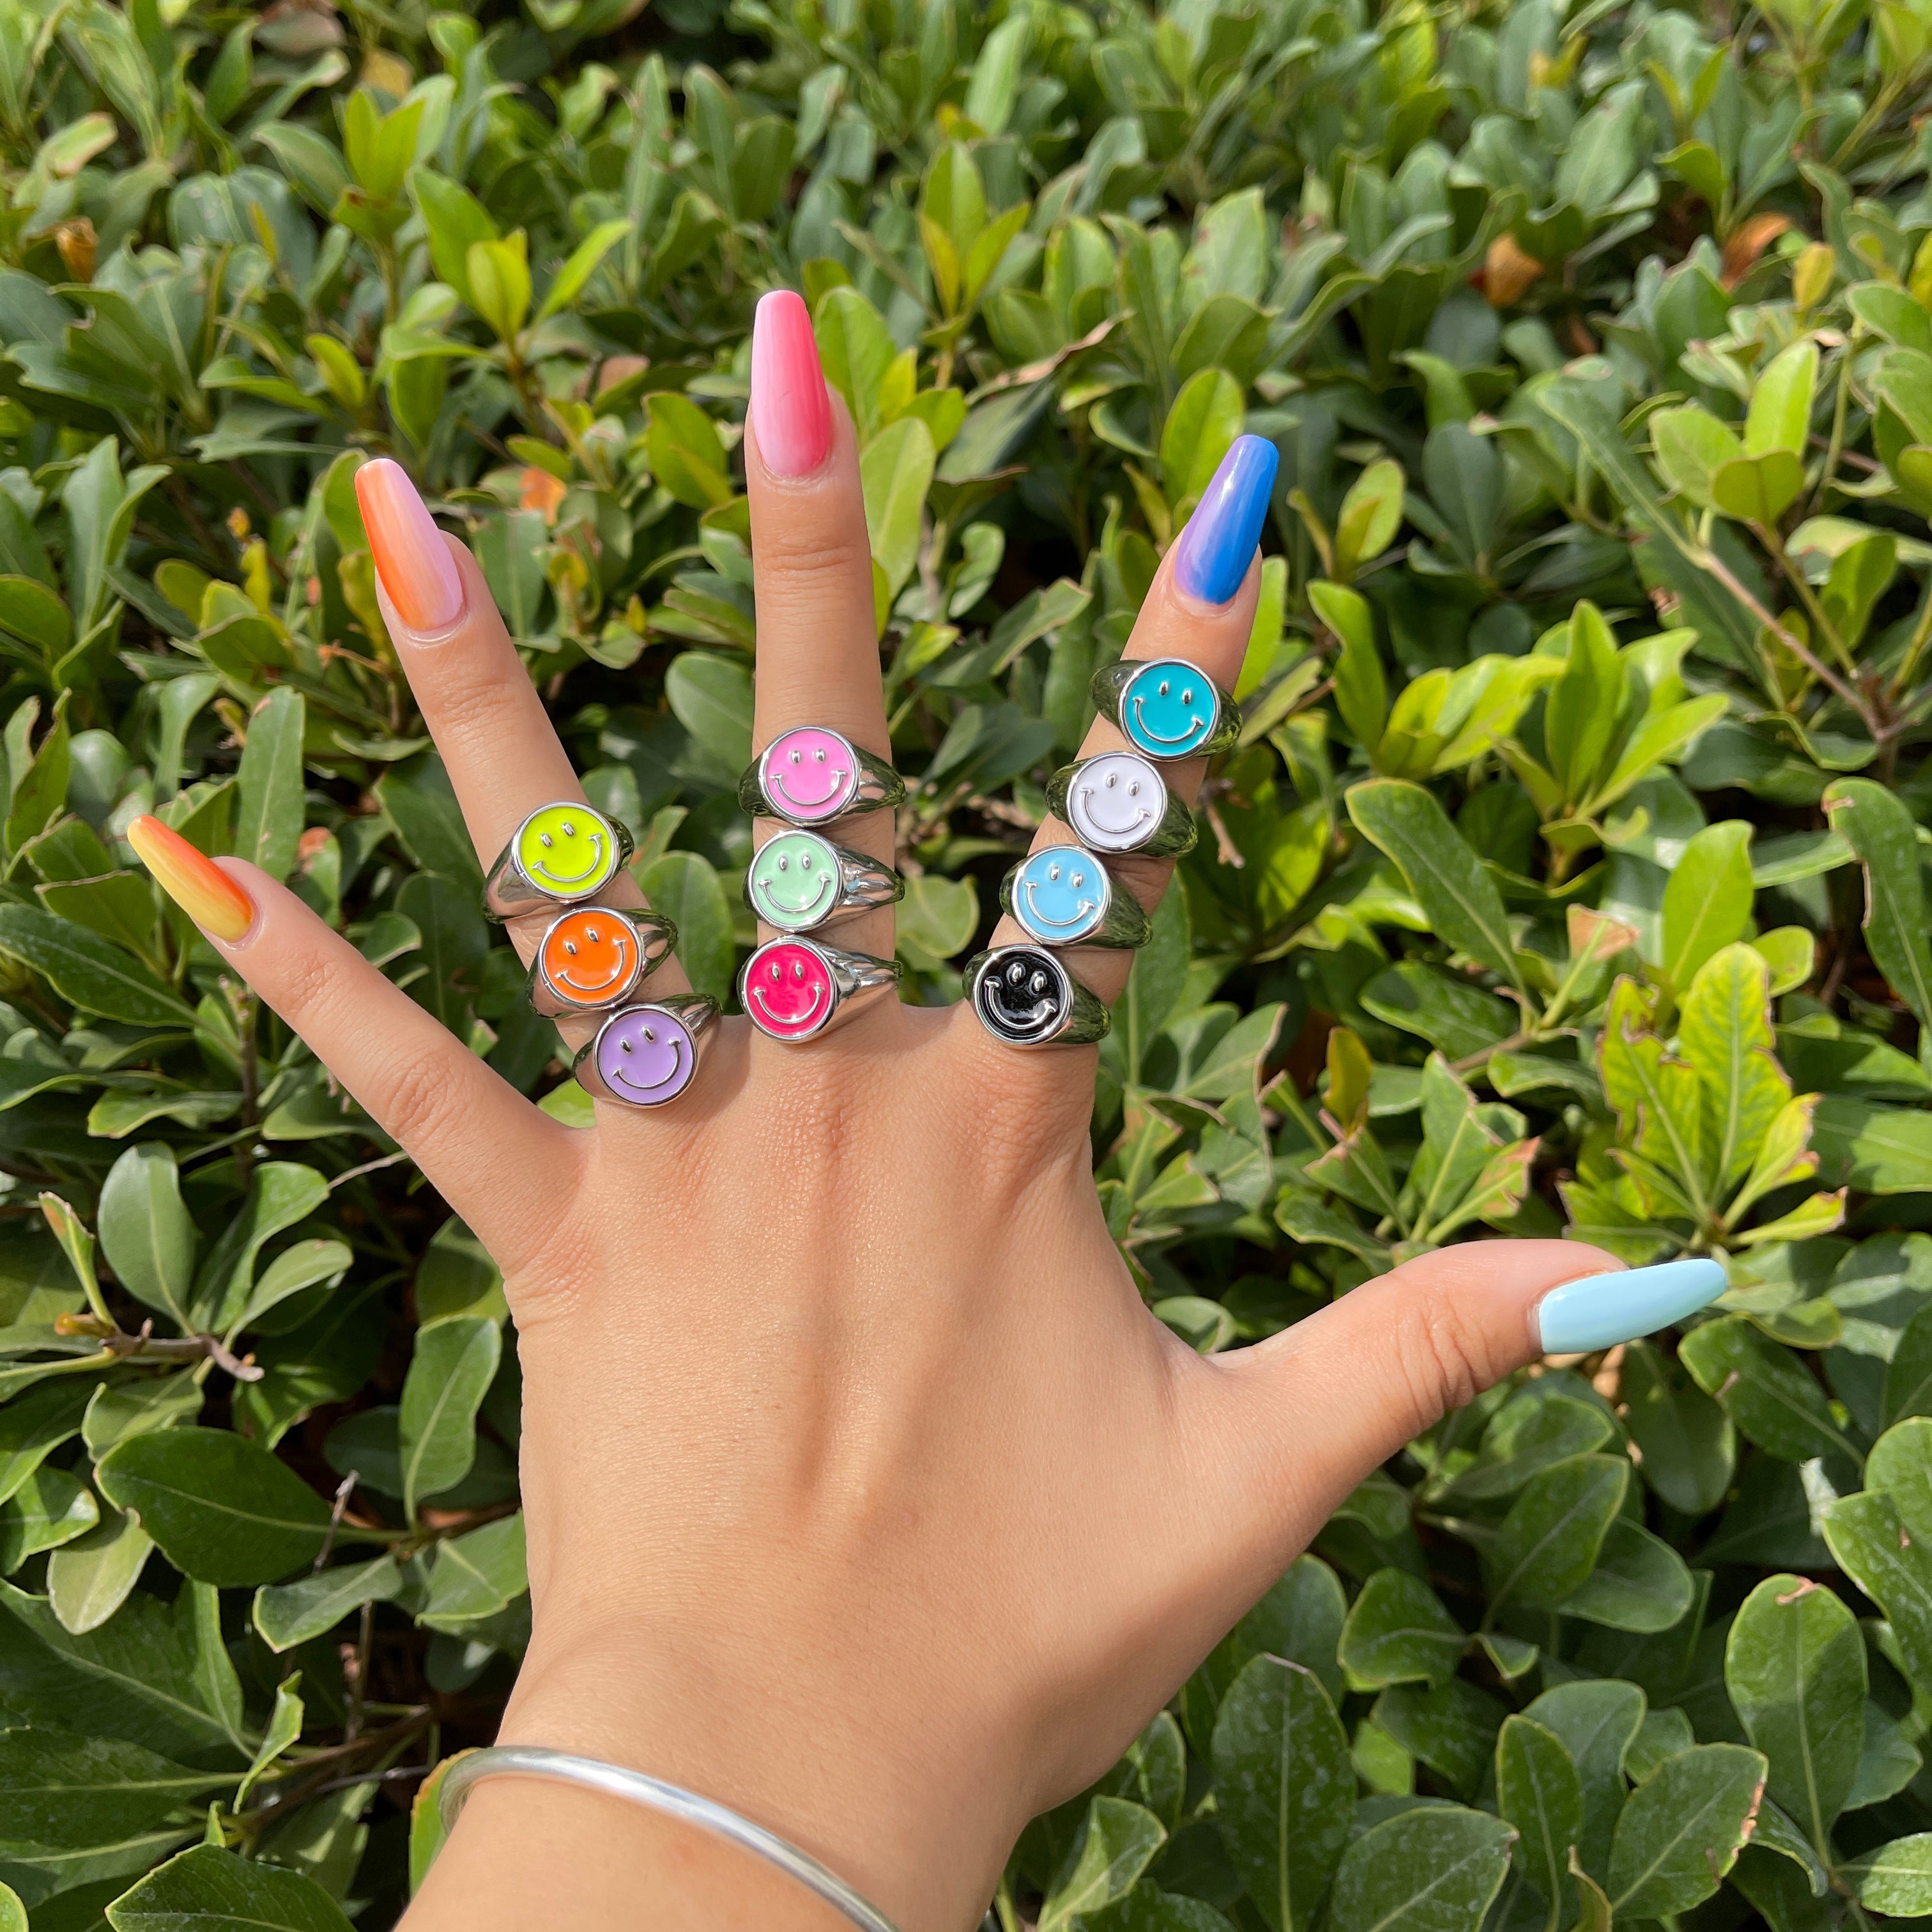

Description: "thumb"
1206 1241 1725 1561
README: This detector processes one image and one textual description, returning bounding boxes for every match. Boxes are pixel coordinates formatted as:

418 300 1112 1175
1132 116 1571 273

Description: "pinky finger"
128 818 581 1272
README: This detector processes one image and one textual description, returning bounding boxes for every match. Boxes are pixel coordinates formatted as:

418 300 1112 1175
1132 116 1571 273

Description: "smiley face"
541 910 636 1007
1011 845 1106 944
1122 659 1216 758
1068 752 1164 854
516 805 618 897
749 831 839 931
744 940 834 1039
762 728 855 823
594 1006 694 1105
975 948 1069 1045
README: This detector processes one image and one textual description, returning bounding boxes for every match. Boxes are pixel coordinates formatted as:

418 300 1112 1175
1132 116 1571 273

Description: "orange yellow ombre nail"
126 816 253 942
354 457 464 631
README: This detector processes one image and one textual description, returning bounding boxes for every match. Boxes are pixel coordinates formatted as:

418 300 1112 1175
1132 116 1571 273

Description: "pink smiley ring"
572 995 719 1108
737 726 905 828
739 937 902 1043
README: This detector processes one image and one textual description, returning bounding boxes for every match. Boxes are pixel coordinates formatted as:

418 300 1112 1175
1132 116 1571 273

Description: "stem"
53 1314 264 1381
1754 521 1857 675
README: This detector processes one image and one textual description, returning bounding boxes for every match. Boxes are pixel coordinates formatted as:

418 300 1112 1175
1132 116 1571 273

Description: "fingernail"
1173 434 1280 606
1536 1258 1727 1354
751 289 832 479
355 458 464 631
127 815 254 944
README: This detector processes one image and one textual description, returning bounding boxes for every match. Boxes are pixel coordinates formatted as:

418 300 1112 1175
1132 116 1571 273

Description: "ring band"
999 845 1150 949
966 946 1110 1048
1090 657 1239 760
572 995 718 1107
746 830 902 935
527 907 677 1017
484 802 634 919
1045 755 1197 858
739 936 901 1042
737 726 905 827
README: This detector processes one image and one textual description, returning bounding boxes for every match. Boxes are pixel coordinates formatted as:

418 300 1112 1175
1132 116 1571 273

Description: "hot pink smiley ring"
739 937 903 1043
737 726 905 828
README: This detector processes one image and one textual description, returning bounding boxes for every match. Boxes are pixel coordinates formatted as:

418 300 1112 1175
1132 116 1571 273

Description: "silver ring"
999 845 1150 949
966 946 1110 1048
484 802 634 919
572 995 719 1107
526 907 677 1017
737 726 905 827
739 936 901 1042
1090 657 1239 760
1046 754 1197 858
746 829 902 934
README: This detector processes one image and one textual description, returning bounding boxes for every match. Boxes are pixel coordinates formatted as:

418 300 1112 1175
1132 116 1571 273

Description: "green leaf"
1680 941 1789 1195
0 907 196 1027
1849 1835 1932 1916
1313 583 1386 753
1346 780 1524 993
234 687 305 885
860 415 937 602
1333 459 1405 582
1823 1491 1932 1696
96 1429 335 1586
1496 1715 1583 1905
1662 820 1753 989
1606 1743 1767 1915
1523 1679 1645 1881
0 1727 223 1848
0 1379 91 1508
1620 1339 1735 1514
1745 341 1819 460
47 1509 153 1636
1680 1317 1857 1464
1824 779 1932 1031
1324 1804 1515 1932
1556 1517 1695 1632
645 393 732 509
1485 1454 1628 1611
1724 1574 1865 1851
1338 1568 1466 1690
105 1843 352 1931
1038 1797 1166 1932
98 1143 198 1333
235 1675 302 1806
637 850 732 1006
537 219 630 323
1210 1657 1353 1932
1161 367 1243 510
398 1315 500 1522
254 1555 405 1653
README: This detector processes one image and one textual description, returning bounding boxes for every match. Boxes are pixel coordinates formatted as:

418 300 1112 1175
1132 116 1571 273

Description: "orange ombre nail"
354 457 464 631
126 816 254 943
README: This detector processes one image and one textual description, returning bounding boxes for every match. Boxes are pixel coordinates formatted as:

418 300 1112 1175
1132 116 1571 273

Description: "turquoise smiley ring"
999 845 1150 950
484 801 634 919
746 829 902 935
1091 657 1239 761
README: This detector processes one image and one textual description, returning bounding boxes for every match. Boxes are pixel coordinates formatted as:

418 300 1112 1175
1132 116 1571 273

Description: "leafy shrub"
0 0 1929 1926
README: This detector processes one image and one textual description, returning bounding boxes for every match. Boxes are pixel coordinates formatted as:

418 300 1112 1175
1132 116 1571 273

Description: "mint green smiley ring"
484 801 634 918
744 831 901 935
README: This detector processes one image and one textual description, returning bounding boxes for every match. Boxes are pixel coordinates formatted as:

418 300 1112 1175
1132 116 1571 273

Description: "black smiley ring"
966 946 1110 1048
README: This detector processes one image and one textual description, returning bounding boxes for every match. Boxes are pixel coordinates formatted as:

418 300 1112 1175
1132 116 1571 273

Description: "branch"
53 1314 264 1381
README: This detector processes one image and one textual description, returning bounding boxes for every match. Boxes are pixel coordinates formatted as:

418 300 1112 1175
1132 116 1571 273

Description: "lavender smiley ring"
572 995 719 1108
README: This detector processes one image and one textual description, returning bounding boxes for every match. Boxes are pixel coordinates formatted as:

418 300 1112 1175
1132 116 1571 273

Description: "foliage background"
1 0 1931 1926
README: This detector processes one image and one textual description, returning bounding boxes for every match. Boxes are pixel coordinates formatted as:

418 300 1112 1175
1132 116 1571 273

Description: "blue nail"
1174 434 1279 606
1536 1258 1727 1354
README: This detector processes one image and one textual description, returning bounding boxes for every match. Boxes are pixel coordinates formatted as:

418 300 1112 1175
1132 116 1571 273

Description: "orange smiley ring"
528 907 677 1017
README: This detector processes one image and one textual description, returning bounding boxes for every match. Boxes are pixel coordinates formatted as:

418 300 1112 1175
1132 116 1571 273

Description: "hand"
128 293 1724 1932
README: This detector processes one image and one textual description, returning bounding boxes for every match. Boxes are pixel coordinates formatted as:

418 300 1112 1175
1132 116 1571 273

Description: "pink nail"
355 459 464 632
751 290 832 479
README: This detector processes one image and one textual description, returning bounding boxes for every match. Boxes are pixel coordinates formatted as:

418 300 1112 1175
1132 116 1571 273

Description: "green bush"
0 0 1929 1924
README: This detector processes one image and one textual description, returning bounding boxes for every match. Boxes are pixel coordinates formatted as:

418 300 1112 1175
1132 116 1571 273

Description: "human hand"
128 292 1724 1932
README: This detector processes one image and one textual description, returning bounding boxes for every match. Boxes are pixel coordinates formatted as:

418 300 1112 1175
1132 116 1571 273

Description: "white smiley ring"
1045 753 1199 859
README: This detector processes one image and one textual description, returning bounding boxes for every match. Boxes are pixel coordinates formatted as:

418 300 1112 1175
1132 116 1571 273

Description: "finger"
1182 1243 1726 1607
127 818 579 1273
743 289 898 969
355 460 690 1029
983 436 1279 1013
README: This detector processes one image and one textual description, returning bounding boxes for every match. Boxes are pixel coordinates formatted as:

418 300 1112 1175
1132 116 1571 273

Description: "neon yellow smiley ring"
484 801 634 919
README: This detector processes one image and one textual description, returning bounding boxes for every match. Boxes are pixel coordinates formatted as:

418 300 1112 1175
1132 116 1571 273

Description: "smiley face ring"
485 802 634 918
526 906 677 1018
572 995 719 1108
1045 753 1198 859
1090 657 1239 761
967 946 1110 1049
739 936 902 1043
999 845 1151 951
746 829 901 935
737 726 906 829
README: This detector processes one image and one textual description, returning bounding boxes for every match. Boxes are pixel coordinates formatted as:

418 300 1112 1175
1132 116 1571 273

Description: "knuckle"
425 659 537 769
755 523 873 598
1385 1275 1502 1435
377 1050 468 1158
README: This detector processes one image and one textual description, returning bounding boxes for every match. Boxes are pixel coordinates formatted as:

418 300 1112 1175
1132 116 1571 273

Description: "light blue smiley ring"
1091 657 1239 762
999 844 1151 950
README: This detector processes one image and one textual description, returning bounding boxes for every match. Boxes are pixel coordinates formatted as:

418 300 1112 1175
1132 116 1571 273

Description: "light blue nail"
1174 434 1279 605
1536 1258 1727 1354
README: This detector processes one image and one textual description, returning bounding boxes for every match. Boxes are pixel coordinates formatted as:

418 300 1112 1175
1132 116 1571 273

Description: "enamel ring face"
572 995 718 1108
739 935 902 1043
737 727 906 828
527 907 677 1017
1045 754 1197 859
484 802 634 918
967 946 1110 1048
999 845 1150 949
746 830 902 935
1091 658 1239 760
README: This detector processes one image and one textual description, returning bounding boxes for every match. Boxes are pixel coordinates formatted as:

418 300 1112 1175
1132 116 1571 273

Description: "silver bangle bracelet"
437 1745 907 1931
